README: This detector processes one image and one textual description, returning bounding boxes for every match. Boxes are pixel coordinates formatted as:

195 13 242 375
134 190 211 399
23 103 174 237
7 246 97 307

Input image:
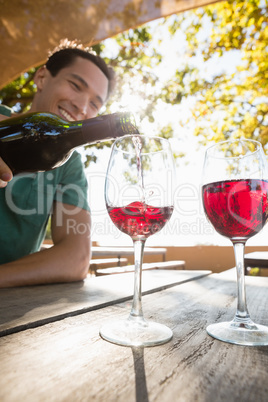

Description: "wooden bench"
244 252 268 275
40 244 130 275
89 258 128 275
91 246 167 263
95 260 186 276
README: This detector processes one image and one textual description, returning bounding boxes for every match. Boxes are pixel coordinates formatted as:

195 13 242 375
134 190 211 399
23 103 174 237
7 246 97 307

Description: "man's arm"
0 202 91 288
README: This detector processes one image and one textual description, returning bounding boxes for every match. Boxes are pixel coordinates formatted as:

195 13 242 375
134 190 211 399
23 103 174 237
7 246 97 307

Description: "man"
0 39 116 287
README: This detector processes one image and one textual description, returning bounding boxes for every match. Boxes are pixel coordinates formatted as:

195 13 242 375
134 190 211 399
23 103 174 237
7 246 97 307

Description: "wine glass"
202 138 268 346
100 135 175 347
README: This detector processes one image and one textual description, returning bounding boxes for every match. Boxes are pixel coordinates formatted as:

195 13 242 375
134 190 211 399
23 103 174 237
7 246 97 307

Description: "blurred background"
1 0 267 266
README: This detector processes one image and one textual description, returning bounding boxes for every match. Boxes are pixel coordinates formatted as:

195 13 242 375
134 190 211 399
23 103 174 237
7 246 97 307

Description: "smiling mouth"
59 107 75 121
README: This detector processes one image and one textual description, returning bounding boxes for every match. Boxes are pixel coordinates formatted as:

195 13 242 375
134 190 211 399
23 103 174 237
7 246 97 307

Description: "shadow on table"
132 347 149 402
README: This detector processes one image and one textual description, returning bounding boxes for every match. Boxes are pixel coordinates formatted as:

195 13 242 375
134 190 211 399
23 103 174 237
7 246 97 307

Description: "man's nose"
80 105 88 118
74 96 90 119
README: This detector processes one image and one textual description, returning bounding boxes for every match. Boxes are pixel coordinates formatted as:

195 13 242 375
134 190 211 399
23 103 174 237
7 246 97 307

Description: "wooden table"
91 246 167 263
42 245 168 264
1 269 268 402
0 270 208 337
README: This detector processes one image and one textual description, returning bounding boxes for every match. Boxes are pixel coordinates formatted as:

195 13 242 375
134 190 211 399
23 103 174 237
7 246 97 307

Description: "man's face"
32 56 109 121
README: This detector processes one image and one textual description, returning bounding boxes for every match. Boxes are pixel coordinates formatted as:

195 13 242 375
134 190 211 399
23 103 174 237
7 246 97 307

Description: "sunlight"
110 82 147 125
87 3 266 248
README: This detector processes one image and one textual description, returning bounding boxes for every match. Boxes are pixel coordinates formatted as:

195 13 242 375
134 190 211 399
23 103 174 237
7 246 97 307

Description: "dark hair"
45 40 116 101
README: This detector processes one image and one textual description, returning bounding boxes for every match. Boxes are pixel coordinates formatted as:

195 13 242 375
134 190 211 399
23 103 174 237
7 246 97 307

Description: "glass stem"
129 239 146 321
232 242 251 323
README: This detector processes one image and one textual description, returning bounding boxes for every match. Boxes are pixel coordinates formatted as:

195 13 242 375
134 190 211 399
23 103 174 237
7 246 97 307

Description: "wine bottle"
0 111 139 174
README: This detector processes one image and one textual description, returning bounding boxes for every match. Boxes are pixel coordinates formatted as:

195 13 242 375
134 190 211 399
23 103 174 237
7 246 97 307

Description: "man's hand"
0 158 13 188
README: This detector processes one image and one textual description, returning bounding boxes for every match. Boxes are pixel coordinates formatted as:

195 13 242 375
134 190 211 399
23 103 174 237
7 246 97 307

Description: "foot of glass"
100 318 173 347
207 320 268 346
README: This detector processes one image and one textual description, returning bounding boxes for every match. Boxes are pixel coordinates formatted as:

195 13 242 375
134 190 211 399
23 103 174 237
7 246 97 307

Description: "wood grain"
0 270 211 336
0 270 267 402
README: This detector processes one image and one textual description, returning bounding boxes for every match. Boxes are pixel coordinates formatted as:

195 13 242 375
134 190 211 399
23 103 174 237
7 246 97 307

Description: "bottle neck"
81 113 139 145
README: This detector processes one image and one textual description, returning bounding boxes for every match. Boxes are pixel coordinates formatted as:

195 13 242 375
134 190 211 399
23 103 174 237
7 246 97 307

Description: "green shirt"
0 151 90 264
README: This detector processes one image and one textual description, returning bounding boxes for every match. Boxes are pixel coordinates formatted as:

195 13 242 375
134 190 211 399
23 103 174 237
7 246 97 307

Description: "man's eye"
70 81 80 90
91 101 98 110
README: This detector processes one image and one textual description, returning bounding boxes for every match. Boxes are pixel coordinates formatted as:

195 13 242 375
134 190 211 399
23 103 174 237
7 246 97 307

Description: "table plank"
43 245 167 260
245 251 268 264
244 251 268 274
92 246 167 261
0 269 211 337
0 270 267 402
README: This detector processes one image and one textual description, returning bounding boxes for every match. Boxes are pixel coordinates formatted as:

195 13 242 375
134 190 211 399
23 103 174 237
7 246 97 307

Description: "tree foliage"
164 0 268 148
0 0 267 161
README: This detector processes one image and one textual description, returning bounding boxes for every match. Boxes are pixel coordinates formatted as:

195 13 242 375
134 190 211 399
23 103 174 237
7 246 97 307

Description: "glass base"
207 320 268 346
100 317 173 347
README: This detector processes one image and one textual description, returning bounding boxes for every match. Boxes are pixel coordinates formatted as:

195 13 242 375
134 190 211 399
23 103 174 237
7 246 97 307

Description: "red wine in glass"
202 138 268 346
100 135 175 347
202 179 268 240
107 201 174 239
